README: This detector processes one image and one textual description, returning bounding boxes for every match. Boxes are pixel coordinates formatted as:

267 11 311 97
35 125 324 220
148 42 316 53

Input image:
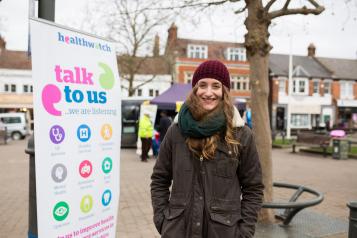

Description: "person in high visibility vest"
139 112 154 162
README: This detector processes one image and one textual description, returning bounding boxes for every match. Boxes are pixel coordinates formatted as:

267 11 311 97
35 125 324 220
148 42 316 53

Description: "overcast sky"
0 0 356 59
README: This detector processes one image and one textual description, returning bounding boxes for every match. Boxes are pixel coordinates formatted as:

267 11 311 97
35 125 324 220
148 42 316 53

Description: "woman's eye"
199 84 207 88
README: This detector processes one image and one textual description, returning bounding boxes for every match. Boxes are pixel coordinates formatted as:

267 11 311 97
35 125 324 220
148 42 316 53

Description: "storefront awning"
290 105 321 114
337 99 357 107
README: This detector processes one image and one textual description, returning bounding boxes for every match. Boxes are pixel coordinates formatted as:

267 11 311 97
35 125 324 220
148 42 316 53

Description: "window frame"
149 89 154 97
292 77 309 95
226 47 246 61
11 84 16 93
291 114 310 127
187 44 208 59
322 80 332 95
184 72 193 84
231 75 250 91
312 79 320 94
340 80 354 99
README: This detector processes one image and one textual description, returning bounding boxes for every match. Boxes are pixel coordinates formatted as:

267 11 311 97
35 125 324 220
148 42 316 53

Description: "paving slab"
1 139 356 237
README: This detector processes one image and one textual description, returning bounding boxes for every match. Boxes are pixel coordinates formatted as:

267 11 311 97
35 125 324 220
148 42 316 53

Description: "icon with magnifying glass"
49 125 65 144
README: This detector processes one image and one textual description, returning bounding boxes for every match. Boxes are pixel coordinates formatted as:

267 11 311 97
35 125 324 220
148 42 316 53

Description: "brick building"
0 36 33 127
164 23 250 101
269 44 357 132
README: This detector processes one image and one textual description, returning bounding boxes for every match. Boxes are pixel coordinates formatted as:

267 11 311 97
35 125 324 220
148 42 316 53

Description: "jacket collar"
174 105 245 128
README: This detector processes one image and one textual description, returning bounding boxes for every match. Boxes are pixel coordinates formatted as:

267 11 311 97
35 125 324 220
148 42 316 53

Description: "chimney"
165 23 178 55
308 43 316 57
0 35 6 53
153 34 160 57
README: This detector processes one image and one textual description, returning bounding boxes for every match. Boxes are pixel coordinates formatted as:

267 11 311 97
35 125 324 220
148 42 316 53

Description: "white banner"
30 18 121 238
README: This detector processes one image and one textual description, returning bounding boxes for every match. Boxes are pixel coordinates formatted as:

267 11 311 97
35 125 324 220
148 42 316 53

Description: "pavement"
1 138 356 237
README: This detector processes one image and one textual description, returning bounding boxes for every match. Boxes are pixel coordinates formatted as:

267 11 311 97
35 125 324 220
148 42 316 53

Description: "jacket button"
227 220 231 224
196 222 201 226
199 196 203 200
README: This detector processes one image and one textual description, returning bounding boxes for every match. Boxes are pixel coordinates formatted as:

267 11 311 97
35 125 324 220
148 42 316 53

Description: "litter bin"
332 139 348 160
347 201 357 238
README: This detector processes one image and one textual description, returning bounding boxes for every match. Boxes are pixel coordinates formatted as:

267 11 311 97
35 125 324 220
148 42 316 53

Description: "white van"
0 113 28 140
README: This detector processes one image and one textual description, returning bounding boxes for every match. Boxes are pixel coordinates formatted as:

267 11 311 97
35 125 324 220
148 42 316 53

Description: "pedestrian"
152 130 160 158
151 60 264 238
243 102 252 129
158 110 172 143
138 112 154 162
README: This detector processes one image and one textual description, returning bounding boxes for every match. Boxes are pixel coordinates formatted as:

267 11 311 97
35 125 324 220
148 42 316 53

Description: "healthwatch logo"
42 63 115 116
58 32 111 52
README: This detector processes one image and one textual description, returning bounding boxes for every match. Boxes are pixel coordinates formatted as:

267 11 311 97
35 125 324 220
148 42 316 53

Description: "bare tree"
163 0 325 222
83 0 174 96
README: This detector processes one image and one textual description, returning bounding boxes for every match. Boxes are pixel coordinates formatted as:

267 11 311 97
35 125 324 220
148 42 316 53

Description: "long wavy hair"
185 85 239 159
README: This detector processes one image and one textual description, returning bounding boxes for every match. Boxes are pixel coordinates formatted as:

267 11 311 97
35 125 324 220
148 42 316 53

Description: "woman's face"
196 78 223 111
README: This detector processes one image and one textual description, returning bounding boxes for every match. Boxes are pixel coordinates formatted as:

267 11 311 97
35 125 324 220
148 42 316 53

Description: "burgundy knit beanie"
192 60 230 90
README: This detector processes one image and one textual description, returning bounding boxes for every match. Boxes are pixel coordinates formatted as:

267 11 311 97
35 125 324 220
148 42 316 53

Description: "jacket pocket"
210 198 241 226
164 207 185 220
161 194 187 237
214 157 238 178
207 198 241 238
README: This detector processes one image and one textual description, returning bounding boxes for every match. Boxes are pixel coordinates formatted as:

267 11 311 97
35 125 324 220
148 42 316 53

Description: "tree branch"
264 0 277 11
132 75 157 90
268 0 325 19
234 5 247 14
282 0 291 10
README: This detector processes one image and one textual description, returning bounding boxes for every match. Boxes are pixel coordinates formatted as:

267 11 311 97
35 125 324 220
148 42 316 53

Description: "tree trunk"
128 74 135 96
250 53 274 222
245 0 275 223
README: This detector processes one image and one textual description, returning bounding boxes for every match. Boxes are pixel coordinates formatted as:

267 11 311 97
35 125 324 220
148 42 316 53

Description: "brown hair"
185 85 239 159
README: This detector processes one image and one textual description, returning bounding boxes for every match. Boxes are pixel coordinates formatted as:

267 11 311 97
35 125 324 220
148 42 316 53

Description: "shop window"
291 114 309 127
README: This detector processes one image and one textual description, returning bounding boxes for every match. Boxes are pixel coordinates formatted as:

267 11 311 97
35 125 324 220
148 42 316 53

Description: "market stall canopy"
151 83 247 112
151 83 191 110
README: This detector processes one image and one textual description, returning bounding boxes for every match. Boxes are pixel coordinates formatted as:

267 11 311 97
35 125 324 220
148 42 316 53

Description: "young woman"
151 60 264 238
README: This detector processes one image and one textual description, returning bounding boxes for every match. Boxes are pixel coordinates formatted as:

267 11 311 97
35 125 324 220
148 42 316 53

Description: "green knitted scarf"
178 103 226 138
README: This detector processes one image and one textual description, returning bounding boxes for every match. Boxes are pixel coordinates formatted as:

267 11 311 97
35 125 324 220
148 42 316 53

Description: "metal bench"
292 132 330 157
262 182 324 226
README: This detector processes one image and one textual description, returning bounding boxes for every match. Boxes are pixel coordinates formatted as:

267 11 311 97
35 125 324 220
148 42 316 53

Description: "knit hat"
192 60 230 89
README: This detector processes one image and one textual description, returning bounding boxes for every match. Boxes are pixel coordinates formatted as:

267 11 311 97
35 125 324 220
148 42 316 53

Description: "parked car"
0 113 28 140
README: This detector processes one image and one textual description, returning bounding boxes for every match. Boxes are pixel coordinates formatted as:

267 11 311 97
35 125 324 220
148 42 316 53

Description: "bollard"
347 201 357 238
25 134 37 238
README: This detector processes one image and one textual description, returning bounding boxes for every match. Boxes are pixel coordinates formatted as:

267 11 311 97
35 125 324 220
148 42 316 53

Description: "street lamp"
286 35 293 139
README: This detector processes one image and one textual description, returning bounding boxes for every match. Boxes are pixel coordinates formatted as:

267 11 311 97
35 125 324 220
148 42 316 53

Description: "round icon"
102 157 113 174
51 163 67 183
77 124 91 142
102 189 112 207
101 124 113 140
79 160 93 178
49 125 65 144
53 201 69 221
80 195 93 213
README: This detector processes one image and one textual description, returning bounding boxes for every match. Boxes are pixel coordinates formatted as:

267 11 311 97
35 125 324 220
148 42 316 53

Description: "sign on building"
30 18 121 238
